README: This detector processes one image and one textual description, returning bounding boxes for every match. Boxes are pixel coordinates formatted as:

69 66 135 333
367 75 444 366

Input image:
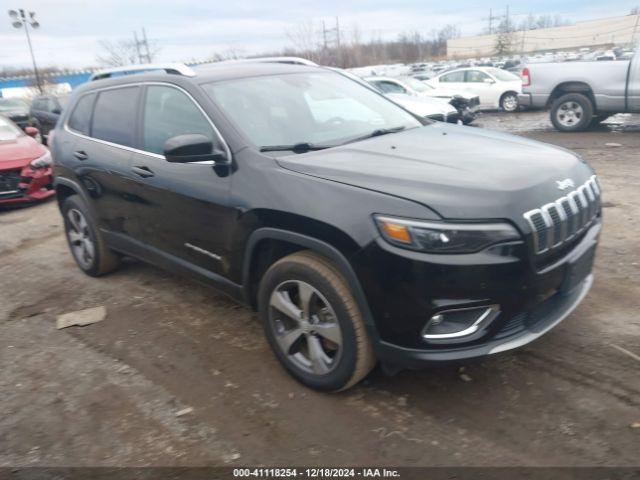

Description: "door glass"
68 93 96 136
142 85 215 155
440 71 465 83
466 70 491 83
92 87 140 147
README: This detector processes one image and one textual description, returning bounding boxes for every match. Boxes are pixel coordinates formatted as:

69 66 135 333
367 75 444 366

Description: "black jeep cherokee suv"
51 63 601 391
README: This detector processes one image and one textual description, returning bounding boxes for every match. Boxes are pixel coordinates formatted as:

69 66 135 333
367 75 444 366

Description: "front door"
463 70 497 108
130 84 234 276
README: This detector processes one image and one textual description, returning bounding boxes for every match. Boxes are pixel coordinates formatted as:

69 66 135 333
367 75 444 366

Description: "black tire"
258 251 376 391
61 195 120 277
500 91 519 112
550 93 594 132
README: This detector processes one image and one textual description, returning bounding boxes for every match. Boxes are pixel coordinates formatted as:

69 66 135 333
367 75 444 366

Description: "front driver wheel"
258 251 375 391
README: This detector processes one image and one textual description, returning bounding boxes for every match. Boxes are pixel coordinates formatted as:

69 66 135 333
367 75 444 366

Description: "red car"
0 115 54 205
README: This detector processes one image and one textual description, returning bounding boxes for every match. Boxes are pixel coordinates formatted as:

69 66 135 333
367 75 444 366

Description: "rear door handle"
73 150 88 161
131 166 155 178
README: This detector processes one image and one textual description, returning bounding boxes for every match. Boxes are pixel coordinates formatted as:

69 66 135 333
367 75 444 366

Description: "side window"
45 98 57 112
466 70 491 83
68 93 96 136
33 98 45 111
376 81 407 94
439 71 465 83
92 87 140 147
142 85 215 155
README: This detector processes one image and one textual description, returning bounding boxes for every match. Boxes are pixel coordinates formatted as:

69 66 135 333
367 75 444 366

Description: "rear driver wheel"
62 195 120 277
500 92 519 112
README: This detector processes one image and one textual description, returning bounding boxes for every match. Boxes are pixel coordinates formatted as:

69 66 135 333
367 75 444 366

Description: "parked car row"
0 93 68 144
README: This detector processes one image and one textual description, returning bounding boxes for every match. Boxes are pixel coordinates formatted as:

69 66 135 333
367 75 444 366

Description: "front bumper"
375 273 592 367
518 93 532 108
352 219 600 367
0 166 54 205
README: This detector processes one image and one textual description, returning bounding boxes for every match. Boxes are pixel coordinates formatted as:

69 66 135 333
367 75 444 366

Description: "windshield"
488 68 520 82
0 98 28 112
202 71 421 150
0 116 23 141
403 77 431 92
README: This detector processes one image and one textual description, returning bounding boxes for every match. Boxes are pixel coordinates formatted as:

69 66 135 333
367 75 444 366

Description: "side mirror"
483 78 496 84
163 134 227 164
24 126 39 138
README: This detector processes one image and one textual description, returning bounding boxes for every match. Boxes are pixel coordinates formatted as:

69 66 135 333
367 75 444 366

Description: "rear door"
66 86 143 239
128 83 233 275
435 70 467 94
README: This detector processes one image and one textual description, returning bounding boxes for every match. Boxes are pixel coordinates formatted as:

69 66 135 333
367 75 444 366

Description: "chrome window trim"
63 81 232 164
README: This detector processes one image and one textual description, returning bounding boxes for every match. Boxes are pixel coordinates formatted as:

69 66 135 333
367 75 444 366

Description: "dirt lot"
1 111 639 468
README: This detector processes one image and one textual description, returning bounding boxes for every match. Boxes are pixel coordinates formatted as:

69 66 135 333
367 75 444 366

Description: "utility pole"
132 27 152 64
485 8 499 34
133 31 143 63
335 16 342 67
142 27 151 63
8 8 42 93
322 20 328 50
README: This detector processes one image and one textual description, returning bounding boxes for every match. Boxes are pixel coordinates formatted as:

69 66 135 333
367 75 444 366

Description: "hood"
0 135 46 170
386 93 456 117
276 123 593 224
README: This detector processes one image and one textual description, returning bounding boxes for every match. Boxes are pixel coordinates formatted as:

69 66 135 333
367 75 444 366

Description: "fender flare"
243 227 381 344
53 177 92 208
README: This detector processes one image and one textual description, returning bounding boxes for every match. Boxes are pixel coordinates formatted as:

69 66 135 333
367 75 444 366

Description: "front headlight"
374 215 520 253
30 150 52 169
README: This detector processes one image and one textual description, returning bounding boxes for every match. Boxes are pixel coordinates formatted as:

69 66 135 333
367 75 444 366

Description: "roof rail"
200 56 319 68
89 63 196 81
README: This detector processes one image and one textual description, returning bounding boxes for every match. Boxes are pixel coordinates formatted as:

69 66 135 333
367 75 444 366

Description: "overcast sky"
2 0 639 69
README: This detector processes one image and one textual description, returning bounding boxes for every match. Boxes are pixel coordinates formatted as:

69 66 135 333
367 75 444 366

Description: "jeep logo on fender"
556 178 575 190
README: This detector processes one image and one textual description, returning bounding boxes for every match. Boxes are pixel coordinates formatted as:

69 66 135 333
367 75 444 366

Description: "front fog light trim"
422 305 500 340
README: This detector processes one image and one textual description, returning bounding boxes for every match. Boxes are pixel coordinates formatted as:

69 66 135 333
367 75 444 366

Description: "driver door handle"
73 150 88 161
131 166 155 178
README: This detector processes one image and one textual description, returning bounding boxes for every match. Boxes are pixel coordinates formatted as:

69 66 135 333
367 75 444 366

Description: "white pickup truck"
519 50 640 131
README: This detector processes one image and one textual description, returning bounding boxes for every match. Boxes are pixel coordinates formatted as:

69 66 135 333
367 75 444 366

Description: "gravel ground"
1 111 639 468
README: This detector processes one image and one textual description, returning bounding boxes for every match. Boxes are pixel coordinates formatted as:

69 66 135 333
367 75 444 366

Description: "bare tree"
96 38 161 67
286 21 322 59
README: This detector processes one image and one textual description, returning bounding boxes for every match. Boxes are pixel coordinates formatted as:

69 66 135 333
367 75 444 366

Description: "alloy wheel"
557 101 584 127
66 208 95 270
502 94 518 112
268 280 343 375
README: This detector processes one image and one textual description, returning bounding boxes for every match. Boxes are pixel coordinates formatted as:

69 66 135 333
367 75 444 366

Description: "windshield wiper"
341 126 407 145
259 142 333 153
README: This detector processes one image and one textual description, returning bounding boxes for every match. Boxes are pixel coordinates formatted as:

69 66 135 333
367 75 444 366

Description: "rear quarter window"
92 87 140 147
67 93 96 136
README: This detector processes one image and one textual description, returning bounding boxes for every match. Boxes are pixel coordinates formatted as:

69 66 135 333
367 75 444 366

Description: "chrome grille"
524 175 601 255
